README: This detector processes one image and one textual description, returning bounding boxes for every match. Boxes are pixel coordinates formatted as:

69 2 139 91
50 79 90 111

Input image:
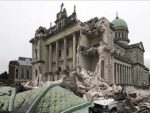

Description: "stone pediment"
138 42 145 51
128 42 145 52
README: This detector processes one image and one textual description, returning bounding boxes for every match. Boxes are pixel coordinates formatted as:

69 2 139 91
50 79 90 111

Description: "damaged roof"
0 84 91 113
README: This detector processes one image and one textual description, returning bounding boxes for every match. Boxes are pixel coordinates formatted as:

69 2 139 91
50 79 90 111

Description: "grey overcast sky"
0 1 150 73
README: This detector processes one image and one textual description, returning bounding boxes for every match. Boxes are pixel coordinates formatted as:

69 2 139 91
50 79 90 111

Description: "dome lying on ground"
0 84 91 113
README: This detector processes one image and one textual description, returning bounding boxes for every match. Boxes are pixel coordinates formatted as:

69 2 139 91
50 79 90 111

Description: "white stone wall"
127 48 144 64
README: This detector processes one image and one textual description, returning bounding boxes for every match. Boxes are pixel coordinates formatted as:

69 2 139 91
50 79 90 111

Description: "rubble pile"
60 68 150 111
133 89 150 108
21 68 150 110
75 68 123 101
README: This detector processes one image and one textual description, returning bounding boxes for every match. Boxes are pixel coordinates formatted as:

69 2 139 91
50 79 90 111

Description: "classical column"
114 63 116 84
125 66 128 85
120 65 123 85
129 68 132 85
64 37 67 70
127 66 128 85
49 44 52 72
116 63 119 84
128 67 130 85
73 33 76 69
56 40 59 71
124 66 126 85
118 64 120 84
126 67 128 85
124 66 125 84
122 65 124 85
119 64 122 84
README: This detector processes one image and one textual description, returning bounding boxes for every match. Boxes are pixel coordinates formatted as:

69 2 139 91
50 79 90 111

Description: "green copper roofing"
111 16 128 30
0 86 13 111
8 88 16 112
14 86 47 113
32 85 86 113
0 84 91 113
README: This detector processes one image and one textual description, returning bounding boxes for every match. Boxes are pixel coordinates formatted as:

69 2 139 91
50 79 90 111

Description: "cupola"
111 13 130 45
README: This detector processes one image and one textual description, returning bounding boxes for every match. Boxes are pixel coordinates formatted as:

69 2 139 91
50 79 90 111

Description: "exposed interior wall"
90 55 99 72
90 36 101 47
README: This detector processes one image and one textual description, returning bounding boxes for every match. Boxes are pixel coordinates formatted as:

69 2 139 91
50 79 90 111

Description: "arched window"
35 69 38 77
118 51 121 56
101 60 104 78
59 49 61 58
115 32 117 38
125 32 128 38
124 32 126 38
122 32 124 38
59 22 61 28
21 68 24 78
58 67 62 72
27 70 29 79
119 32 121 38
16 69 18 79
35 49 38 58
120 32 122 38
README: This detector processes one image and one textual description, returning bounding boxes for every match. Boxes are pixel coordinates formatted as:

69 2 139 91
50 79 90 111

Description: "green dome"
111 16 128 30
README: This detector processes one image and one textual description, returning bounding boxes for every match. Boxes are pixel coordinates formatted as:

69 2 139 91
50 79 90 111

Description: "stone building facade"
9 57 32 85
30 4 149 86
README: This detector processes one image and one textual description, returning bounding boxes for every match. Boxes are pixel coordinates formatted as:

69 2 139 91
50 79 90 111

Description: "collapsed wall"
77 17 115 84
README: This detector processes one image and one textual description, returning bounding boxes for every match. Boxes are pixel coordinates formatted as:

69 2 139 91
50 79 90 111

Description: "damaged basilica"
30 4 149 87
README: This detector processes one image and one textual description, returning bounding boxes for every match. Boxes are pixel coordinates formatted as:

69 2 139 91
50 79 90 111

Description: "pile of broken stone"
22 68 150 111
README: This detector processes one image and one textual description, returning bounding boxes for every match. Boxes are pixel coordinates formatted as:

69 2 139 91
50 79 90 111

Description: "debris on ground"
21 67 150 111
